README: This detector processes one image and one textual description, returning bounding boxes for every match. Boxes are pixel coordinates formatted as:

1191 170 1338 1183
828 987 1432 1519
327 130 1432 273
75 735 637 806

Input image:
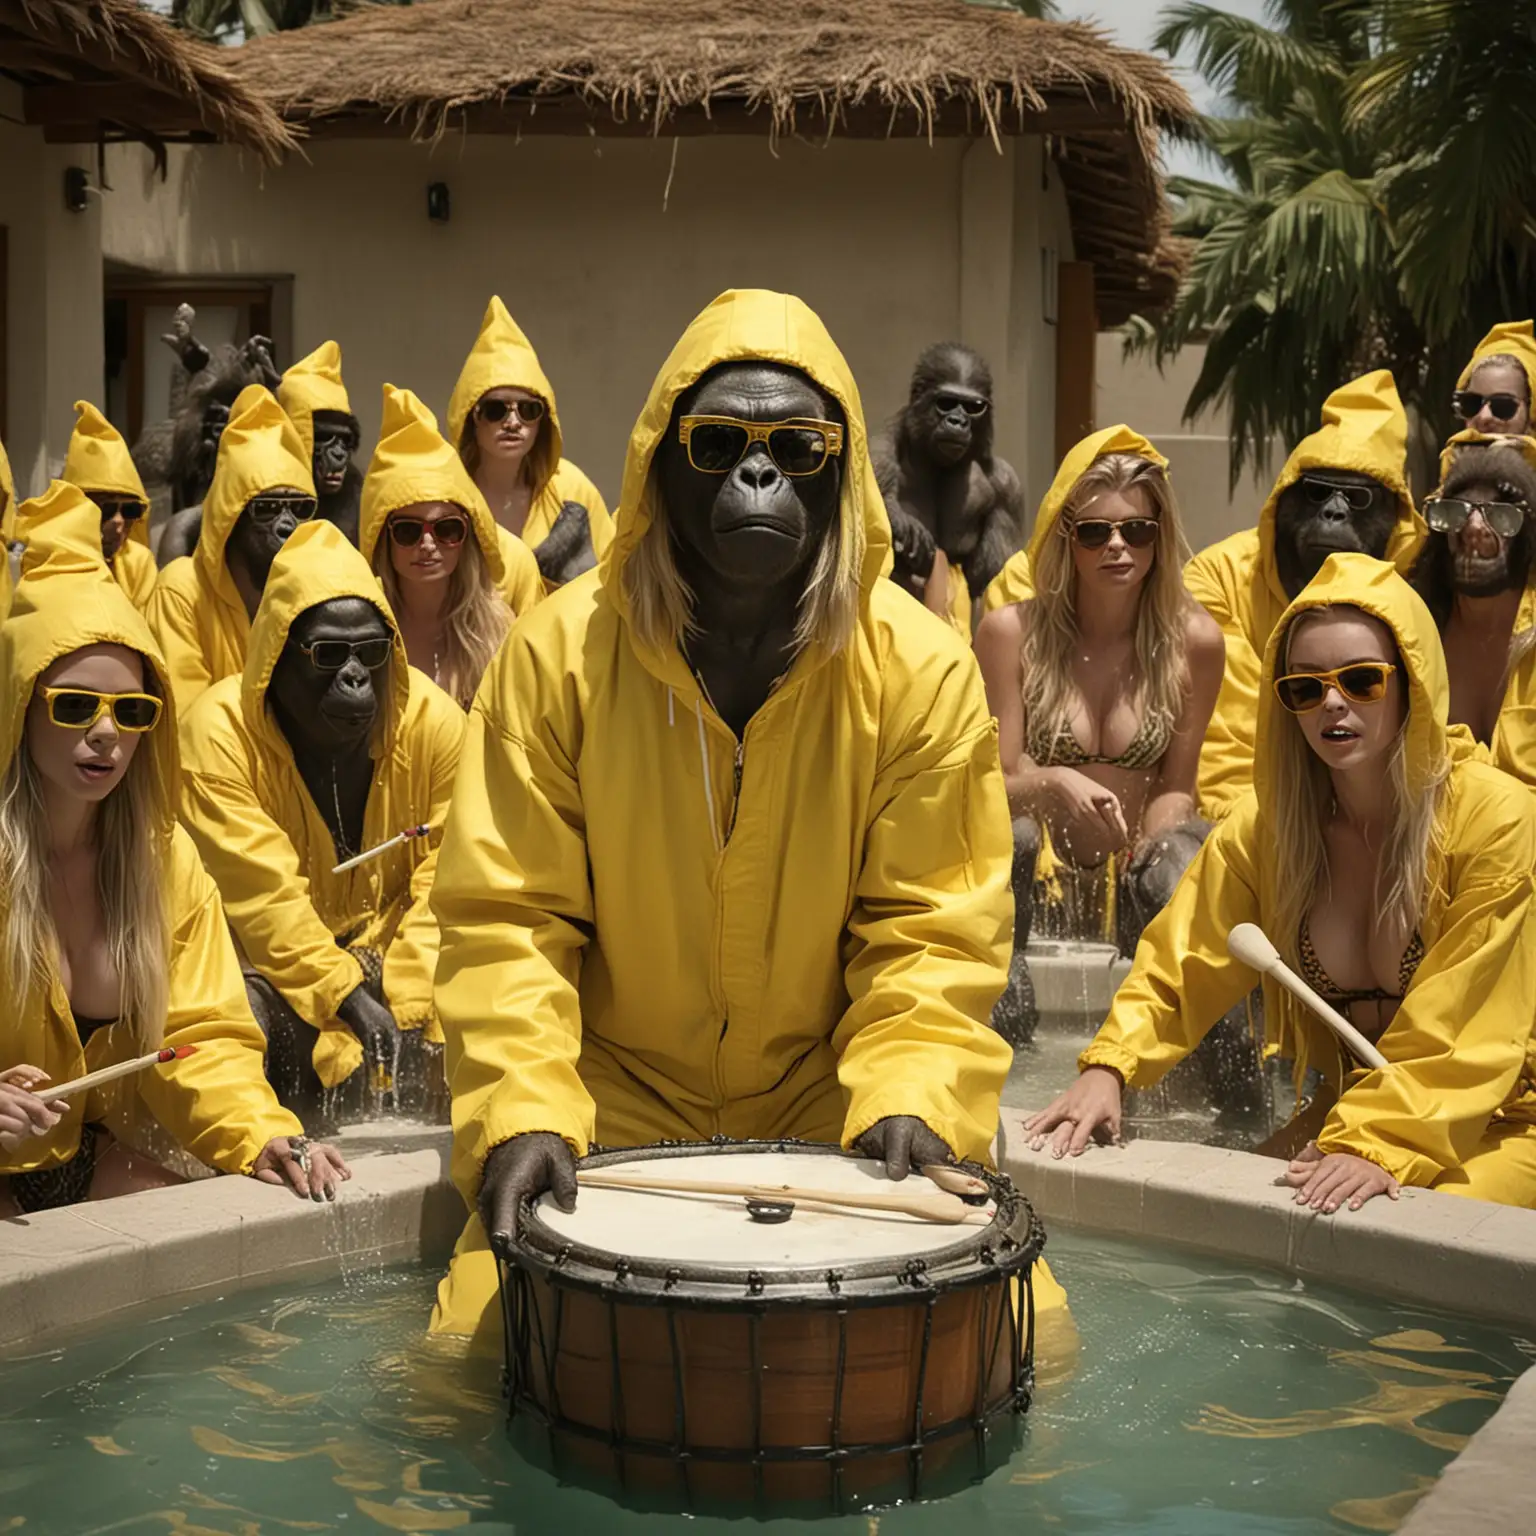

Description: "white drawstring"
695 698 721 853
667 686 676 727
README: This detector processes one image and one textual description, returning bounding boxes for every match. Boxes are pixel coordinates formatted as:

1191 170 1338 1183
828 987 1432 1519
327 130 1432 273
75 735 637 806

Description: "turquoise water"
0 1228 1529 1535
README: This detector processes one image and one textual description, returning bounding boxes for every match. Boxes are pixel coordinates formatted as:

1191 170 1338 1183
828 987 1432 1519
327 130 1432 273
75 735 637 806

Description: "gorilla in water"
1273 468 1400 599
874 343 1024 609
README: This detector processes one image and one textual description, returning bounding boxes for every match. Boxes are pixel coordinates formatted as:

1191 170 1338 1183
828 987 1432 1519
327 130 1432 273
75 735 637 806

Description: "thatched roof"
0 0 295 160
232 0 1194 323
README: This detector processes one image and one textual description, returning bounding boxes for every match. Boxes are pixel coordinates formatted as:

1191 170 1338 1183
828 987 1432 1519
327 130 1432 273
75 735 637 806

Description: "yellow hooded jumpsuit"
447 297 613 567
1184 372 1426 820
360 385 543 628
429 289 1024 1342
1081 553 1536 1204
146 386 317 723
53 401 159 611
178 519 465 1090
0 484 302 1194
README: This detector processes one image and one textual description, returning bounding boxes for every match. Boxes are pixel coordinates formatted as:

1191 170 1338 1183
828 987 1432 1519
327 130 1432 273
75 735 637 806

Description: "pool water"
0 1228 1528 1535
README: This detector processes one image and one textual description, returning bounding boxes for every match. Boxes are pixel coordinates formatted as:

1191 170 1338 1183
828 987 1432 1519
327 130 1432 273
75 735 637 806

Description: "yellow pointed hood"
600 288 886 671
240 516 409 756
359 385 506 587
1436 426 1536 484
277 340 353 462
1024 423 1168 572
446 297 563 498
1255 371 1424 605
62 401 152 548
0 482 177 809
1457 319 1536 393
196 385 315 591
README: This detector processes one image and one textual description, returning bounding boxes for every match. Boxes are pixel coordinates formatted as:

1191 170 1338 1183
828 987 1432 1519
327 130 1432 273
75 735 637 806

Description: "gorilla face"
656 362 843 592
925 383 988 466
311 410 360 497
224 484 311 593
1445 477 1532 598
1273 469 1399 599
268 597 393 756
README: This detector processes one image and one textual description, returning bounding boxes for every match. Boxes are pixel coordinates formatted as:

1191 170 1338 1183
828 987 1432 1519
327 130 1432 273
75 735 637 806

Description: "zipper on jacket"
725 740 744 844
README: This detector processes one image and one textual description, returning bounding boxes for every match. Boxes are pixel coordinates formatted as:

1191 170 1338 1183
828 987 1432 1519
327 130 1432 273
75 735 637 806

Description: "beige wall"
1094 331 1278 554
102 131 1075 513
0 81 103 496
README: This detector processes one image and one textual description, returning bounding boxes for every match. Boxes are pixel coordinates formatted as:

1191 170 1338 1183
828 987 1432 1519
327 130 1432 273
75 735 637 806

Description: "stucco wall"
102 131 1074 515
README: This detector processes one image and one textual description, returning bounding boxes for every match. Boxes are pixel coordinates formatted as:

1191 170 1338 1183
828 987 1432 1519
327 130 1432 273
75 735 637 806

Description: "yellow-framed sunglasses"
39 686 163 732
1273 662 1397 714
677 415 845 477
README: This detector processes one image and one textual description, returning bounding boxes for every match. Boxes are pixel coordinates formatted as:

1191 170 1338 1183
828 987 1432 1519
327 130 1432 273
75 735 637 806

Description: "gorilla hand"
480 1132 578 1249
160 303 210 377
887 507 937 582
854 1116 955 1181
534 500 596 586
335 985 402 1074
241 334 280 388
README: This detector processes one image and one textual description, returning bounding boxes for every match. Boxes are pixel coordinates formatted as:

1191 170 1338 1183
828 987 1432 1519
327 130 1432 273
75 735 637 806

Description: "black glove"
853 1115 955 1181
480 1131 578 1250
335 985 401 1072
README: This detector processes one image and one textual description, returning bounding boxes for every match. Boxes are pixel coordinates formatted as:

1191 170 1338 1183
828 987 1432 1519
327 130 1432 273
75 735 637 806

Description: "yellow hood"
599 287 887 654
240 516 408 754
1024 423 1167 572
196 386 315 592
1436 426 1536 484
277 340 352 461
1457 319 1536 392
447 297 563 498
359 385 506 587
1 482 177 804
62 401 151 549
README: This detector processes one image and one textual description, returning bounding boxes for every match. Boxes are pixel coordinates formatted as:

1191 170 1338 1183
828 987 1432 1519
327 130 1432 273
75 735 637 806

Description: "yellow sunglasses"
39 687 163 732
1273 663 1396 714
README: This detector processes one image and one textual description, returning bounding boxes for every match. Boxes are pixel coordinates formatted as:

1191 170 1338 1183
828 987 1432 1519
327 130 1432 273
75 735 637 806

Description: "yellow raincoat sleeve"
495 526 544 620
146 561 215 720
833 638 1015 1163
130 829 303 1172
1079 798 1264 1086
113 540 158 611
1316 771 1536 1186
433 631 597 1180
180 697 366 1030
380 683 466 1037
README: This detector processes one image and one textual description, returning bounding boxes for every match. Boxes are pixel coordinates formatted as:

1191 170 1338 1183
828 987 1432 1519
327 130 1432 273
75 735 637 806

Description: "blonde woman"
0 483 346 1213
1030 554 1536 1211
974 427 1226 1053
362 386 537 709
449 297 612 587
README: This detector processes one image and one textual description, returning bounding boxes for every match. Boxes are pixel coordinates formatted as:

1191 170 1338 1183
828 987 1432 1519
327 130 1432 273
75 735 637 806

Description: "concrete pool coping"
3 1118 1534 1530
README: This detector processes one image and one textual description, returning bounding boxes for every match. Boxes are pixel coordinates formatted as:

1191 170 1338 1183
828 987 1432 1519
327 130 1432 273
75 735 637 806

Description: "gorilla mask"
268 597 393 756
311 409 361 498
656 362 844 595
225 486 314 594
1273 469 1398 599
1437 450 1536 599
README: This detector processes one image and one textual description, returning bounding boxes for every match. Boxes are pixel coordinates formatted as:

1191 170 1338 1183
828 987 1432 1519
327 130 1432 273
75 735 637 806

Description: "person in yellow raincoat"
1451 320 1536 438
0 483 347 1213
276 339 365 547
1183 372 1426 819
428 288 1060 1348
146 386 317 721
449 296 612 587
179 519 464 1126
361 384 540 708
52 401 159 610
1028 552 1536 1210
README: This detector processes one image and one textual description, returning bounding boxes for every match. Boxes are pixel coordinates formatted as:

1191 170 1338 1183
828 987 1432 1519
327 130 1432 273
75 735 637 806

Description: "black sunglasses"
389 514 468 548
1453 389 1525 423
297 637 393 672
476 397 546 426
1301 475 1377 511
94 497 145 523
934 393 989 418
1424 496 1528 538
246 494 318 526
1067 517 1159 549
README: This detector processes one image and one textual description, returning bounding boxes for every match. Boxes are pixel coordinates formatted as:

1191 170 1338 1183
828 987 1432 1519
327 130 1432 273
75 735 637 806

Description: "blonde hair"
374 519 511 710
1020 453 1192 749
0 672 171 1052
621 469 864 657
1267 606 1446 973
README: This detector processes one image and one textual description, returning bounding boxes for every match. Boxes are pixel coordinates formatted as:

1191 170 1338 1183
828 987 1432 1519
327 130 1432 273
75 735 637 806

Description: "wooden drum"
493 1139 1046 1514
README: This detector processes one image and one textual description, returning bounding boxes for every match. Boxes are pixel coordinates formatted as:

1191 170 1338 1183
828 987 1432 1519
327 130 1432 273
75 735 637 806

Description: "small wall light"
427 182 450 223
64 166 90 213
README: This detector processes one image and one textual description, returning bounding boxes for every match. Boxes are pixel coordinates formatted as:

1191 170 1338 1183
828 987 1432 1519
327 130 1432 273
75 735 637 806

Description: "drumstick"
1227 922 1389 1071
332 823 431 875
14 1045 198 1103
576 1170 979 1224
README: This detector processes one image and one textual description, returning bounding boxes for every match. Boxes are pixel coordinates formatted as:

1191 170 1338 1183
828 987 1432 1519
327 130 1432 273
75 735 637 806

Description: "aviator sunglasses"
476 397 546 426
1065 516 1160 550
1273 662 1397 714
298 637 394 672
1424 496 1529 539
388 513 469 548
39 686 162 732
1301 475 1377 511
246 494 318 526
1453 389 1525 423
934 393 989 418
677 416 845 477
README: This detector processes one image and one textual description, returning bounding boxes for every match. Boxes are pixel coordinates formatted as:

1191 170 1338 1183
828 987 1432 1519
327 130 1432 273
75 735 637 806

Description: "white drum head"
533 1150 994 1268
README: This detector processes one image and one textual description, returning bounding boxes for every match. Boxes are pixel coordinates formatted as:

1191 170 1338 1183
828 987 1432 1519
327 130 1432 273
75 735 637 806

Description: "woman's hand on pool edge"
1282 1147 1399 1213
253 1137 352 1202
1024 1067 1124 1158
